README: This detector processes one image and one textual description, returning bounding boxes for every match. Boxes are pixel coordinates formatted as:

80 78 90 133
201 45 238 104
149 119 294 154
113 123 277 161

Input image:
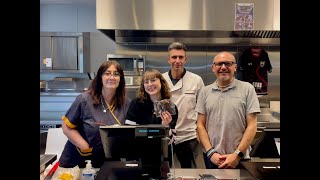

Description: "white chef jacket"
162 71 204 144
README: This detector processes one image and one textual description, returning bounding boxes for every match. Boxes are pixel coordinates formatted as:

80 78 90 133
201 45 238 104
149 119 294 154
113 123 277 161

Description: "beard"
218 75 230 81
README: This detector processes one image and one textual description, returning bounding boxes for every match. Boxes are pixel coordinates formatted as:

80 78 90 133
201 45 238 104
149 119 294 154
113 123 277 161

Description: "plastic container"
81 160 96 180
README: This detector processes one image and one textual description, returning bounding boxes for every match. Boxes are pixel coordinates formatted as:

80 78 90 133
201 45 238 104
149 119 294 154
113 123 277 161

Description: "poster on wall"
234 3 254 30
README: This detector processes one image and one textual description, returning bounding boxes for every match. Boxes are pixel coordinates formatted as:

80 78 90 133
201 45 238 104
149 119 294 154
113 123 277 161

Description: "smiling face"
137 69 171 102
168 49 187 72
143 74 161 98
212 52 237 83
102 64 120 90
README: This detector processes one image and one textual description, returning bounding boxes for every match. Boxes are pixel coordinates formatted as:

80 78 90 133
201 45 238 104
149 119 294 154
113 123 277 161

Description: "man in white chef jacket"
162 42 204 168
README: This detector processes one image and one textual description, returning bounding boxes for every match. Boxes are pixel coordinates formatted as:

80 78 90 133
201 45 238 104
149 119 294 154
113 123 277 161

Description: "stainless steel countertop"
250 157 280 162
257 108 280 129
42 167 255 180
40 90 81 96
169 168 254 180
40 86 139 96
40 154 57 173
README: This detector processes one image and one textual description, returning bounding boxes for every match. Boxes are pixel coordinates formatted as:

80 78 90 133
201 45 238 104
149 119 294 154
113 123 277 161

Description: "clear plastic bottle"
82 160 96 180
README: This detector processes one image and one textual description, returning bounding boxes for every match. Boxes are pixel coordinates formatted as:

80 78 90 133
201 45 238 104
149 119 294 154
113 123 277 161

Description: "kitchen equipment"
40 81 46 91
40 32 91 73
106 54 145 76
97 0 280 45
40 154 57 174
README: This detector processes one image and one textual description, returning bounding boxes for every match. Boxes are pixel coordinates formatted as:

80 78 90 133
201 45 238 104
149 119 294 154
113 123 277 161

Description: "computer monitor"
99 125 170 179
250 129 280 158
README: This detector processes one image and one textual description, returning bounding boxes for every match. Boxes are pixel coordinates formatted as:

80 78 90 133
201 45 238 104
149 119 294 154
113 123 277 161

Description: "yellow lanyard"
107 103 122 125
101 95 122 125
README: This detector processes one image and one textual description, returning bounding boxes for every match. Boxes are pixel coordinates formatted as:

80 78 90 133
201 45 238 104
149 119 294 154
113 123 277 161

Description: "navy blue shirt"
59 92 131 168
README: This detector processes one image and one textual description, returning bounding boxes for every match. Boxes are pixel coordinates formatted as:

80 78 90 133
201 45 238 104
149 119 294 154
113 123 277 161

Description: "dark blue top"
59 92 131 168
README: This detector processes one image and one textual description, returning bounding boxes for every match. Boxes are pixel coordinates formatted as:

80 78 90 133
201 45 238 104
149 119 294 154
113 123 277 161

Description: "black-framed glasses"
213 61 236 67
103 71 121 77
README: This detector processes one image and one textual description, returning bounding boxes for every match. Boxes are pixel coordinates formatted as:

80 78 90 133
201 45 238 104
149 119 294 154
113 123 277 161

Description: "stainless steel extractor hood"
96 0 280 45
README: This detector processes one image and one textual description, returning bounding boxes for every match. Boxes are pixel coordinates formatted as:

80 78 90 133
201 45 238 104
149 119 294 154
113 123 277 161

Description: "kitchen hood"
96 0 280 45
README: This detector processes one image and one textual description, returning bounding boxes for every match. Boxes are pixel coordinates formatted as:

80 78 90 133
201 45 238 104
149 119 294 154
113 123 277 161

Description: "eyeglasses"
143 78 158 84
213 61 236 67
103 71 121 77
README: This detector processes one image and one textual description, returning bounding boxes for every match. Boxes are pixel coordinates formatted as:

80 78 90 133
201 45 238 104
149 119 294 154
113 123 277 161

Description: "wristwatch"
234 149 244 158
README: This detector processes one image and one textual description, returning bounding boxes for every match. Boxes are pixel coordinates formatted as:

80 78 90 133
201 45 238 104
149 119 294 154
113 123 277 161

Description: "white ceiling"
40 0 95 5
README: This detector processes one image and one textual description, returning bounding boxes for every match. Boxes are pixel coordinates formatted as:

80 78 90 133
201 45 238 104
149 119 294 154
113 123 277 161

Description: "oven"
106 54 145 76
107 54 144 100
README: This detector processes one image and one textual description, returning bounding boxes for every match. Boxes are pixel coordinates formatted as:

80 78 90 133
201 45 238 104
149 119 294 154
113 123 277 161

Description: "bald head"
211 51 237 83
213 51 236 63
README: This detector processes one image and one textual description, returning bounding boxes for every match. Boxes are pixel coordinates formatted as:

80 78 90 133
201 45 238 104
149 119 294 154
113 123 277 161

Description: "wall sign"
234 3 254 30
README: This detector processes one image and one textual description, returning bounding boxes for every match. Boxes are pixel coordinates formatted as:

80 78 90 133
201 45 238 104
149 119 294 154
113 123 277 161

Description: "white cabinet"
40 32 91 73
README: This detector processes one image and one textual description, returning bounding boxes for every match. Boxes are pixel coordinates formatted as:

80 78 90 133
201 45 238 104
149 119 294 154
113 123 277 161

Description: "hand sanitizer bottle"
82 160 96 180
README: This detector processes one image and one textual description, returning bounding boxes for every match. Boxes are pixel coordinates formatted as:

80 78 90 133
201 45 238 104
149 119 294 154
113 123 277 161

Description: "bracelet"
206 148 217 159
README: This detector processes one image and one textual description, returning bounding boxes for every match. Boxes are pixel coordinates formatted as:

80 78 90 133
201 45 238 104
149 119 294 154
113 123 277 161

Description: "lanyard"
106 103 122 125
100 95 122 125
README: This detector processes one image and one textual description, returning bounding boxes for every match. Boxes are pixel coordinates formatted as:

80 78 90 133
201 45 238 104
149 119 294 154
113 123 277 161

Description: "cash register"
97 125 170 180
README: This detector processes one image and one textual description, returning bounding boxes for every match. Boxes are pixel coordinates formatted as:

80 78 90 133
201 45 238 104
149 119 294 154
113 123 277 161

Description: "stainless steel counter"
257 108 280 129
41 167 255 180
249 157 280 163
241 161 280 180
169 168 255 179
95 168 253 180
40 93 78 131
40 154 57 173
40 87 138 100
40 91 81 96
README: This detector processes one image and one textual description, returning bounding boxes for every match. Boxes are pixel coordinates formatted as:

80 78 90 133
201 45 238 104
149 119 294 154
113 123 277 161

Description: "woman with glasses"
59 60 131 168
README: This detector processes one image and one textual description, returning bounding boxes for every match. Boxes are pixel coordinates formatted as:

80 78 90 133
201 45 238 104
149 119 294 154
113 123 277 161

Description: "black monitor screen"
250 129 280 158
99 125 170 179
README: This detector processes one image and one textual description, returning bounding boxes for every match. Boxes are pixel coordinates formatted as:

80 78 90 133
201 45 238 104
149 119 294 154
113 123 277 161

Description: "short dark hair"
168 42 187 52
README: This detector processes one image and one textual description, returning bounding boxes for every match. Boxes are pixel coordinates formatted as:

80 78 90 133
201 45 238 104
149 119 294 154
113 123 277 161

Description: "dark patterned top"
240 47 272 95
